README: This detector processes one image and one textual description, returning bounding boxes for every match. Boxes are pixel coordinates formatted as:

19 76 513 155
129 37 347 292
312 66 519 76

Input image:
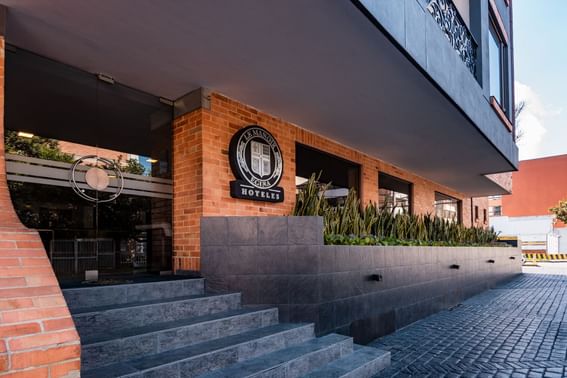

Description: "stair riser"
251 339 352 378
82 309 279 370
342 358 391 378
64 279 205 310
117 325 315 378
74 294 241 338
303 347 391 378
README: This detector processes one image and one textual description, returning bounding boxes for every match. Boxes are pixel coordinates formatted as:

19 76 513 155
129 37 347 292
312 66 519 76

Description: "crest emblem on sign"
229 125 284 202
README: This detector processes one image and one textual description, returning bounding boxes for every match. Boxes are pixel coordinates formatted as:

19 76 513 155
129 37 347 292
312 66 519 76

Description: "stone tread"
81 306 277 345
71 292 239 315
82 323 315 378
63 278 205 310
301 345 390 378
197 333 352 378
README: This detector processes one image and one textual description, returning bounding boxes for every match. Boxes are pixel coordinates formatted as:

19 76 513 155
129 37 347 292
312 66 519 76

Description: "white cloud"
514 81 561 160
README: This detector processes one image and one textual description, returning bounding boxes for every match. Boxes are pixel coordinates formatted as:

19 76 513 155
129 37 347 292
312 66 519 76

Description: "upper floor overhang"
3 0 517 196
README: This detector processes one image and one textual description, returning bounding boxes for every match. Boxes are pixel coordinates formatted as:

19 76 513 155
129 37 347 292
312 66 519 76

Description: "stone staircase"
63 278 390 377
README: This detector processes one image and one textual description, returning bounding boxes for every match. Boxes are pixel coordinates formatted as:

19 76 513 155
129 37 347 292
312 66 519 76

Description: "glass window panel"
489 21 503 106
378 173 412 214
295 144 360 206
434 192 461 223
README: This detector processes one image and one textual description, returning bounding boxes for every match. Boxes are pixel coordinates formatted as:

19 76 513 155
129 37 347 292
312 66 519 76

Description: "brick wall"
57 141 126 162
173 92 489 270
0 37 81 378
172 110 204 271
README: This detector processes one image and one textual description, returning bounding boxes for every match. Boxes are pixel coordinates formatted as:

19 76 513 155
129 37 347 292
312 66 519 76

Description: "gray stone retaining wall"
201 216 522 343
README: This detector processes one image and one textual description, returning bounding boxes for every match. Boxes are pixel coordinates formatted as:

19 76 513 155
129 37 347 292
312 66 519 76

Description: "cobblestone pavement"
370 271 567 377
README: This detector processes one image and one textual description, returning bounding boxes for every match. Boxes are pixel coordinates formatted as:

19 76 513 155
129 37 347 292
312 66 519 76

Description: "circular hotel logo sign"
229 125 284 202
69 155 124 203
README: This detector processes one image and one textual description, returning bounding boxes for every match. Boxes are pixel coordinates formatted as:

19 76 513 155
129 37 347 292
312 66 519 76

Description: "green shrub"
292 174 500 246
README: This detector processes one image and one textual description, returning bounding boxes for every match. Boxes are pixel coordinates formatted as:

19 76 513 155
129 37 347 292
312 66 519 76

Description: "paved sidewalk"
370 269 567 377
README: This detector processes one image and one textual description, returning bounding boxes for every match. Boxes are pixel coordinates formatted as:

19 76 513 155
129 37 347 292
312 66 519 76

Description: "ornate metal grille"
427 0 477 75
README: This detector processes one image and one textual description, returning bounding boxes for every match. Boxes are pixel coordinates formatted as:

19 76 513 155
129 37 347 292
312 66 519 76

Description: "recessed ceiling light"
17 132 34 138
146 158 158 164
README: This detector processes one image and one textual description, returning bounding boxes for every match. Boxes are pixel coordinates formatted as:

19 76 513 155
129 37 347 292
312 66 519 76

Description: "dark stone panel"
203 273 231 294
255 246 289 274
355 247 374 271
257 217 288 245
201 217 228 246
334 298 354 328
229 275 258 304
289 275 320 304
333 272 354 300
384 247 402 267
200 246 229 275
287 216 324 245
227 217 258 245
318 274 337 303
350 271 364 297
334 247 354 272
256 275 289 305
229 246 258 275
351 310 396 344
317 302 335 335
372 247 386 268
319 246 337 273
352 293 374 322
288 245 320 274
289 304 319 325
277 304 290 323
346 247 366 271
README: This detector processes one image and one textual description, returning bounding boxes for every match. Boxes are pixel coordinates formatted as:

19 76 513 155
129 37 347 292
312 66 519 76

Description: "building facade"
0 0 517 376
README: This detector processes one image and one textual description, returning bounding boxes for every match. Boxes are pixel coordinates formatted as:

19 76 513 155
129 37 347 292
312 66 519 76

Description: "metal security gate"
49 239 115 275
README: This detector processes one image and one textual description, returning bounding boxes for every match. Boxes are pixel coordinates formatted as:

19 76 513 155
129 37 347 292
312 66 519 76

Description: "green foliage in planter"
293 173 499 246
550 199 567 224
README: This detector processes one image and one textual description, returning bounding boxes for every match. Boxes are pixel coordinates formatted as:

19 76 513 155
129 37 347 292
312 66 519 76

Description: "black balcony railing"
426 0 477 76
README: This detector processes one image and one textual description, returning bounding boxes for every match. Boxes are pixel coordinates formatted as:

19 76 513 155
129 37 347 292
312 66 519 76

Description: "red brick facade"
0 37 81 378
172 92 489 270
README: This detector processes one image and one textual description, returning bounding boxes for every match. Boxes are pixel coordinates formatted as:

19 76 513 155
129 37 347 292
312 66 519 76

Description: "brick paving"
370 272 567 377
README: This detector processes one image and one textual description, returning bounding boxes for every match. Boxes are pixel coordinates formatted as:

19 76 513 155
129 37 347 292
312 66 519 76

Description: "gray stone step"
197 333 353 378
81 307 279 370
82 323 316 378
73 292 241 338
63 278 205 310
301 345 390 378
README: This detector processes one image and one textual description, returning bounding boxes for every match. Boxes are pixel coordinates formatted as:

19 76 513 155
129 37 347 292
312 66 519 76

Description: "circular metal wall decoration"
228 125 284 202
69 155 124 203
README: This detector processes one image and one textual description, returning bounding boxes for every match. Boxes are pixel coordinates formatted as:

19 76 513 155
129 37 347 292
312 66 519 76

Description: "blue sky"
513 0 567 160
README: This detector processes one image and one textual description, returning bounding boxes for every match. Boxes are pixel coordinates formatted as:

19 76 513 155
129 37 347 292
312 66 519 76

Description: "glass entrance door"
4 48 174 280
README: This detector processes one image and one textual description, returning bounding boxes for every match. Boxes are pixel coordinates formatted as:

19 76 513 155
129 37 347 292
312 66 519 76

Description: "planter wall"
201 216 522 343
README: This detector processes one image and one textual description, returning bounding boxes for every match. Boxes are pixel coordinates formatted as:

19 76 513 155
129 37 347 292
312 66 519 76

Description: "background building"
490 155 567 253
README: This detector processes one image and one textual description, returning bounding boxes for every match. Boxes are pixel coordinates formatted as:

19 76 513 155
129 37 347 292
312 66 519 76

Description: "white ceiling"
2 0 515 196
